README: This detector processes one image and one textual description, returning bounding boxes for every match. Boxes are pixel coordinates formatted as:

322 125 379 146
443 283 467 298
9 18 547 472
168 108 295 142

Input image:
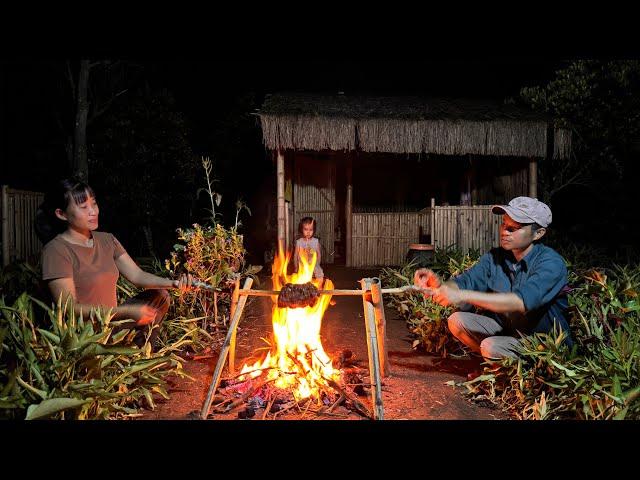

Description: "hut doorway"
292 152 336 264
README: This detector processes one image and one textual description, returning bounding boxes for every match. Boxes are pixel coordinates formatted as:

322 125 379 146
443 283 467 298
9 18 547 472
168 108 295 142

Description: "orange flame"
238 242 337 400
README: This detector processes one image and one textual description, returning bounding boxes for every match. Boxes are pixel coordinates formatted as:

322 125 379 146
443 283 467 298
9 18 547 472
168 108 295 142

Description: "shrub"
0 293 189 419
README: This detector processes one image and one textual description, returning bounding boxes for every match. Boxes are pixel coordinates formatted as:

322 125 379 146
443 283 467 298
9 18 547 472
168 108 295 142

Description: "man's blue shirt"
452 243 572 345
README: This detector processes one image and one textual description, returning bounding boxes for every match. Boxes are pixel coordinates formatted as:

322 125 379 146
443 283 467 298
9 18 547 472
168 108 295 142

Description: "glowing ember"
238 242 337 400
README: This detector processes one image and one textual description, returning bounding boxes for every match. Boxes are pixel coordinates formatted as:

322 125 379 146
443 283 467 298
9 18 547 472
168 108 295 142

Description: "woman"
37 177 193 348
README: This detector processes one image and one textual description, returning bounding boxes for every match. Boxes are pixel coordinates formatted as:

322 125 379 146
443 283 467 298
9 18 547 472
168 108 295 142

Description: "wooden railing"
1 186 45 266
432 205 501 253
350 212 431 267
350 205 501 267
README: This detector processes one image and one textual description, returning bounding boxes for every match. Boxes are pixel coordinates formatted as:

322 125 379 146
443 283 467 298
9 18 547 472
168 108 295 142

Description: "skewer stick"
236 285 434 297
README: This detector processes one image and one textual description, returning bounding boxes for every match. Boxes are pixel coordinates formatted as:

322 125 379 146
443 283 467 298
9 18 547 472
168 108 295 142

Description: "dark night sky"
162 59 563 103
1 58 567 188
157 58 565 148
0 57 582 258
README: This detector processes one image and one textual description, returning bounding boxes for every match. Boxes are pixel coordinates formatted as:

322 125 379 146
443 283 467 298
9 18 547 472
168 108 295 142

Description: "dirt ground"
140 265 507 420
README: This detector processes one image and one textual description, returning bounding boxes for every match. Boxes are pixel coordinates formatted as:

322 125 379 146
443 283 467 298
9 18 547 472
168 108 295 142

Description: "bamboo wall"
1 186 45 266
350 212 431 267
432 205 500 253
293 155 336 263
349 206 500 267
472 157 529 205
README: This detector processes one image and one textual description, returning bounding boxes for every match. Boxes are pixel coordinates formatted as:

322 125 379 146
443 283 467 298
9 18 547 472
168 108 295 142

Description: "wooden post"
26 195 32 259
360 278 384 420
228 277 241 375
15 191 22 264
529 157 538 198
345 156 353 267
1 185 8 266
277 150 286 250
430 197 436 248
285 201 290 252
200 277 254 419
370 278 390 377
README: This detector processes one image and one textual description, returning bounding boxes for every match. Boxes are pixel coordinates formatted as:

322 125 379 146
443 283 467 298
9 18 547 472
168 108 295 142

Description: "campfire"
199 241 414 420
208 244 373 419
238 244 337 399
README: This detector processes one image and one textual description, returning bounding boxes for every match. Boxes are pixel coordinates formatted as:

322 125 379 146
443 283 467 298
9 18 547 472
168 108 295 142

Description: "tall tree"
72 60 90 180
63 60 143 180
89 84 197 257
520 60 640 204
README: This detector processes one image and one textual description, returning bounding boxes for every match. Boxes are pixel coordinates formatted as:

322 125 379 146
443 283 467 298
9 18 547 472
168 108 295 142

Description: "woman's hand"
172 273 194 292
413 268 442 289
135 305 159 326
119 304 159 326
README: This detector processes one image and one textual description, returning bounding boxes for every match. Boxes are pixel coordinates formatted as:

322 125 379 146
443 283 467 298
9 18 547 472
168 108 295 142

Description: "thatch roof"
258 94 571 159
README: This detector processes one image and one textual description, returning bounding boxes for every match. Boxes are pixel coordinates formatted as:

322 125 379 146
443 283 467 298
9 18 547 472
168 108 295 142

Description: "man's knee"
447 312 465 337
480 336 519 361
158 288 171 305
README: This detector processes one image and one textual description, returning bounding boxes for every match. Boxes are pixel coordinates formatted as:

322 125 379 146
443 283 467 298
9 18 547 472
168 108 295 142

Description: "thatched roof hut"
259 93 571 159
257 93 572 267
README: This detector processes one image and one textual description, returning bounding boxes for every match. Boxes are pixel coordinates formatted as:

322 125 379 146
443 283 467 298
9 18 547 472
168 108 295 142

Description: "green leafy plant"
0 261 44 305
162 156 261 336
0 293 189 419
463 262 640 420
198 156 223 225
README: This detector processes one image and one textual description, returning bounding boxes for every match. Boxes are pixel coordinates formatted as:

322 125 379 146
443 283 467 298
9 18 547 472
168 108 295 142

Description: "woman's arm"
116 253 194 293
47 277 144 321
115 253 174 289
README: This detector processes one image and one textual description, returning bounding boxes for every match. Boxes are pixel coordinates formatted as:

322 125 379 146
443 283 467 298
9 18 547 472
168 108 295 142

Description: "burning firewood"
213 377 277 414
327 393 346 412
321 374 373 419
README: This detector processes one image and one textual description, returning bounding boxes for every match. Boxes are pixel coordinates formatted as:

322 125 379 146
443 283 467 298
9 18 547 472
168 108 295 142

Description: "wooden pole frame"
360 278 385 420
228 277 241 375
200 277 254 419
370 278 390 378
199 277 409 420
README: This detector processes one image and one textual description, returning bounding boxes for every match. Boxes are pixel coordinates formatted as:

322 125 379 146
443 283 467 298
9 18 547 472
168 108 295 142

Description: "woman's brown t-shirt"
42 231 127 308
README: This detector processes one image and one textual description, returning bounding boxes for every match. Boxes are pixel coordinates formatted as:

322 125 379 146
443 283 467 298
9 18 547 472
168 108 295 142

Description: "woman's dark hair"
297 216 316 237
35 178 96 245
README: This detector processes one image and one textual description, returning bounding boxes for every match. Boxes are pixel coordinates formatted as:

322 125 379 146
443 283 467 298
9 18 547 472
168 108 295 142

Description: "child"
293 216 324 281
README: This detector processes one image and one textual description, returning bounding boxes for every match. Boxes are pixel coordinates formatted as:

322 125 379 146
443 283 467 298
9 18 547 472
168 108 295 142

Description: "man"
414 197 571 365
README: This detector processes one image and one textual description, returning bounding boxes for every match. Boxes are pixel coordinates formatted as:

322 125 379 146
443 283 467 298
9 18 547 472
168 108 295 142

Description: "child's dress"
294 237 324 279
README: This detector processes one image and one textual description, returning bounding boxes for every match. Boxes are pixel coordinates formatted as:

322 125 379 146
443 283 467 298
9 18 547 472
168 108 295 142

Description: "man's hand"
414 268 442 289
431 284 464 307
172 273 195 293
